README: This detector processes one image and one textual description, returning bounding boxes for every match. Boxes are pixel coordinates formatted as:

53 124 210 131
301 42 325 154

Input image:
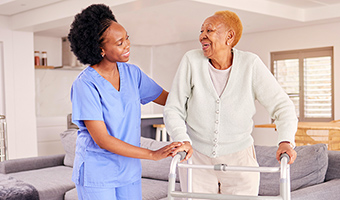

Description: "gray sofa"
0 128 339 200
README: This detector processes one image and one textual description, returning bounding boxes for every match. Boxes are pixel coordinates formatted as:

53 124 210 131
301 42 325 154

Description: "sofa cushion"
65 177 181 200
9 166 75 200
64 188 78 200
60 129 78 167
291 179 340 200
256 143 328 196
140 137 180 182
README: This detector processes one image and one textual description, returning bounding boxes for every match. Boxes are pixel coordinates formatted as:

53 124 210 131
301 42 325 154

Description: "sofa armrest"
0 154 65 174
291 179 340 200
325 151 340 181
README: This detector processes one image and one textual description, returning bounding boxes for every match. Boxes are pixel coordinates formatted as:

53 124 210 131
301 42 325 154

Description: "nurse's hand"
171 141 193 162
150 142 182 161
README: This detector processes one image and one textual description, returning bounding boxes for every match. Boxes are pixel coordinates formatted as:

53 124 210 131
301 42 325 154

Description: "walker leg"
162 127 167 142
188 158 192 200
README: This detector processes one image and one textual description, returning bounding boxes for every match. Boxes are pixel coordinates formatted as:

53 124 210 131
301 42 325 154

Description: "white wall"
0 16 38 159
0 42 4 115
129 45 154 115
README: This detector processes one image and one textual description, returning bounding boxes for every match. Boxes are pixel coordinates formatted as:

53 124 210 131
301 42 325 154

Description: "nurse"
68 4 182 200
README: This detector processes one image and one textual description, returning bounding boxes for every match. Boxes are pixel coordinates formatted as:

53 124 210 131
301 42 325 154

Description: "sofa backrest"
0 154 65 174
325 150 340 181
255 143 328 196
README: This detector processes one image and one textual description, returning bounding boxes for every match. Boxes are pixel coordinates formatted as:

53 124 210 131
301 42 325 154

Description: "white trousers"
179 145 260 199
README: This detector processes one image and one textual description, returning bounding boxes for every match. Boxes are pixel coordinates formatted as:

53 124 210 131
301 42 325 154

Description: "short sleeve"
71 79 103 128
137 68 163 105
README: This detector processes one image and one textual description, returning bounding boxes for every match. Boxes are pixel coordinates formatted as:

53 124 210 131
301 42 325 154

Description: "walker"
168 152 291 200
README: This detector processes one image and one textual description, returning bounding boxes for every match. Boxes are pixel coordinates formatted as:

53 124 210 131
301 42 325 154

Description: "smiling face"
101 22 130 63
199 15 230 59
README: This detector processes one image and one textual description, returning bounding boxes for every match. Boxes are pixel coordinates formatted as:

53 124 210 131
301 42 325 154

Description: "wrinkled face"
199 15 228 59
101 22 130 63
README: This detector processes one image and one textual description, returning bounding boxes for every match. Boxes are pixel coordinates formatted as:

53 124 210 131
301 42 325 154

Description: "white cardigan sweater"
164 49 298 158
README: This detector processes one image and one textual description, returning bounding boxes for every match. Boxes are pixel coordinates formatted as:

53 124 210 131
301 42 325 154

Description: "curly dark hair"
68 4 117 65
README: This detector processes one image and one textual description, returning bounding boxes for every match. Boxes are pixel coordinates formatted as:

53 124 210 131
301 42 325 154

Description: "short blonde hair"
214 10 243 47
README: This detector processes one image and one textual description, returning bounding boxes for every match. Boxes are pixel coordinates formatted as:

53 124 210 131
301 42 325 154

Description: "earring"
101 53 105 57
227 42 230 46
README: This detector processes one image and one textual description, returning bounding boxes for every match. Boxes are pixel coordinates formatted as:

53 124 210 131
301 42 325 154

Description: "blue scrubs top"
70 63 162 187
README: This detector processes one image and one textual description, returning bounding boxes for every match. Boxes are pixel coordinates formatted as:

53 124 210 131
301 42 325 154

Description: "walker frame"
168 152 291 200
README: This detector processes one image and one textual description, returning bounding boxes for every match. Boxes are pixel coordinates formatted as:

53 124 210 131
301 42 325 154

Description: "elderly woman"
164 10 298 196
68 4 182 200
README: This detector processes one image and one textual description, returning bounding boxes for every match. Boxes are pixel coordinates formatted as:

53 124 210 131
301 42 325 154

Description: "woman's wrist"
279 141 294 149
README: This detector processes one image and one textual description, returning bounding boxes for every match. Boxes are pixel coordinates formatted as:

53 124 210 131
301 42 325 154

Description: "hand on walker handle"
172 141 193 162
276 142 297 164
150 142 182 161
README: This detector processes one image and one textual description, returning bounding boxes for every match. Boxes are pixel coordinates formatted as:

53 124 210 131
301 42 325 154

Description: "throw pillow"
60 129 78 167
256 143 328 196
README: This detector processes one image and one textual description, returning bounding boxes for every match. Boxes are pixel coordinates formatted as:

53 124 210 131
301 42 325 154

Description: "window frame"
270 47 334 122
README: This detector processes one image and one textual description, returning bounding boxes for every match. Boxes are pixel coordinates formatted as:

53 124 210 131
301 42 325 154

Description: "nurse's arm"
84 120 181 161
153 89 168 106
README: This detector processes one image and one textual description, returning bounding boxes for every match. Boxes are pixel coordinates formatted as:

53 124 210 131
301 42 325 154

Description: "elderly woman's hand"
276 142 297 164
172 141 193 162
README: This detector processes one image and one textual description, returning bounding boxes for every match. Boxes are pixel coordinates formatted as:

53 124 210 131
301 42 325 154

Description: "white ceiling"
0 0 66 15
1 0 340 45
266 0 340 8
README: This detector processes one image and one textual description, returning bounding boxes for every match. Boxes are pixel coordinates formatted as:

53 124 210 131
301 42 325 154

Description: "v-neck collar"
204 49 236 99
89 63 123 93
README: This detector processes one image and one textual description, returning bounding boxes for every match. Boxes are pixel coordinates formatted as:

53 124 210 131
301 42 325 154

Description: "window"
271 47 334 122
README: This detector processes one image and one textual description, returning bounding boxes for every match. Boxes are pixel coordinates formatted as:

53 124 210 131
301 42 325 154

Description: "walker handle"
280 153 290 163
177 151 187 161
